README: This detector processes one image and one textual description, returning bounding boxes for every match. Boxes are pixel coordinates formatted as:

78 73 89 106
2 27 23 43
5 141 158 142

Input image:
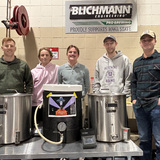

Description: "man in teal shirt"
58 45 90 97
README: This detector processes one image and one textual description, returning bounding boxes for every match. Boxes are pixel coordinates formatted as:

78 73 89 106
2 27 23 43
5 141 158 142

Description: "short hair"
38 47 53 58
66 45 80 55
2 37 16 45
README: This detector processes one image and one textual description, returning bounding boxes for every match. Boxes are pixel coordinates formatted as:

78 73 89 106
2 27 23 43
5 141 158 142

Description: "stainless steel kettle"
0 92 32 144
88 93 127 142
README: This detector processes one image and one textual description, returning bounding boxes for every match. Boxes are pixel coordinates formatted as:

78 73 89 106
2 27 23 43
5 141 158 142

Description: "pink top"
31 62 59 106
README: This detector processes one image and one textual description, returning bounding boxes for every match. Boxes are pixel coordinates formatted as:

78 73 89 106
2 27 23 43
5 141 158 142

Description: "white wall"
137 0 160 25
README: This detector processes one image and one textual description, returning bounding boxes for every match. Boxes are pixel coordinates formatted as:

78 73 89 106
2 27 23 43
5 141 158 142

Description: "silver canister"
0 93 32 144
88 93 127 142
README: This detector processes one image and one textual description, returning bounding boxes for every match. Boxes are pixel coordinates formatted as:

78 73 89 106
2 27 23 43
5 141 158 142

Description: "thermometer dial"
57 122 67 132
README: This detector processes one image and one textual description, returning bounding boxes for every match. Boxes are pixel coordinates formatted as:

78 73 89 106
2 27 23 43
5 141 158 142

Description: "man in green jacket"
0 37 33 94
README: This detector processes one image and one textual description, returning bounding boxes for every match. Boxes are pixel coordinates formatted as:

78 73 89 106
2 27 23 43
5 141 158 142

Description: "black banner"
70 3 132 20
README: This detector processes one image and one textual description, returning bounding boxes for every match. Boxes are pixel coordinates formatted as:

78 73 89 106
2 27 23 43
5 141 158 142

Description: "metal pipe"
6 0 11 37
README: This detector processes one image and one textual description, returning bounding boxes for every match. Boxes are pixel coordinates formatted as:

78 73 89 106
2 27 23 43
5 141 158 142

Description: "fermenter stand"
0 137 142 160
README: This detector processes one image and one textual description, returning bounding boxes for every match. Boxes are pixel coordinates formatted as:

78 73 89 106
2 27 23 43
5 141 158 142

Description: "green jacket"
0 56 33 94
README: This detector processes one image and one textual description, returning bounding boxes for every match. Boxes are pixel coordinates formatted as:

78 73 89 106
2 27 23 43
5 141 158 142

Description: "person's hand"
132 99 136 104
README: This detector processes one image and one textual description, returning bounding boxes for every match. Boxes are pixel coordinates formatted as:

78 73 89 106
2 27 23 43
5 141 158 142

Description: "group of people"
0 29 160 160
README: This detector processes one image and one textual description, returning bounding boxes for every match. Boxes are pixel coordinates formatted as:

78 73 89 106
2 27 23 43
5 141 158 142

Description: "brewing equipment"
0 93 32 144
88 93 128 142
42 84 82 143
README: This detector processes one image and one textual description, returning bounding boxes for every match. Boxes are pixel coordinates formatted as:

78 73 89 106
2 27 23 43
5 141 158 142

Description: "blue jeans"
133 104 160 160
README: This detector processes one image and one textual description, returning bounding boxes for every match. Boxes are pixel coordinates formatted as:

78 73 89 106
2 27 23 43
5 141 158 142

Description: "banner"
65 0 137 33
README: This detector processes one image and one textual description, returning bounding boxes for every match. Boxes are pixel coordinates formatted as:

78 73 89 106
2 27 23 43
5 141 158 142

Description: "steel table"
0 137 143 159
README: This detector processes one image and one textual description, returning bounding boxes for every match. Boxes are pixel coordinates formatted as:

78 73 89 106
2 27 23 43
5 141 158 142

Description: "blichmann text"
70 4 132 19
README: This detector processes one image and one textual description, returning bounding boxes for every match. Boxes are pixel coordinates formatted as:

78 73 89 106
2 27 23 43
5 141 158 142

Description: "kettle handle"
0 102 7 114
3 102 7 110
7 89 18 93
0 102 7 110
